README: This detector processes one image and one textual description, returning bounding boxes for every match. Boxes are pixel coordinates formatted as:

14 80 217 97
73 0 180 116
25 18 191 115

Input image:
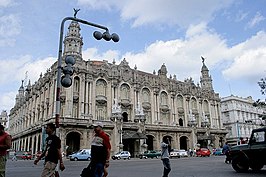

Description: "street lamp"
201 111 210 128
187 109 198 149
110 99 123 150
135 102 147 148
187 109 197 127
55 11 119 129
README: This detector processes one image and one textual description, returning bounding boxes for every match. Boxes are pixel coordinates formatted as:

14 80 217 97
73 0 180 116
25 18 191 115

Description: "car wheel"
156 156 158 159
112 156 116 160
250 162 263 171
232 156 249 173
128 157 130 160
87 157 90 161
117 157 121 160
74 157 78 161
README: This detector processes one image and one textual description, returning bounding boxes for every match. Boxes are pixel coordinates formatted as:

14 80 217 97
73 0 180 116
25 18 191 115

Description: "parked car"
112 151 131 160
139 150 161 159
22 152 32 160
178 149 188 157
15 151 32 160
170 149 180 158
69 149 91 161
196 148 211 157
213 148 223 156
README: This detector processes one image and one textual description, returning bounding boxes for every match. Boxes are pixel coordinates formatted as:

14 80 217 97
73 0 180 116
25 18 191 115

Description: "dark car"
139 150 161 159
230 127 266 172
196 148 211 157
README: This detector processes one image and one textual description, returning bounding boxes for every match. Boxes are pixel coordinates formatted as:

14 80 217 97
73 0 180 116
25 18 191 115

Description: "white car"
69 149 91 161
178 149 188 157
170 149 180 158
112 151 131 160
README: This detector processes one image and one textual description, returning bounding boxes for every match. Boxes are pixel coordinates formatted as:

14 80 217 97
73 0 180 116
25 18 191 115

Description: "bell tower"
63 20 83 61
200 56 213 91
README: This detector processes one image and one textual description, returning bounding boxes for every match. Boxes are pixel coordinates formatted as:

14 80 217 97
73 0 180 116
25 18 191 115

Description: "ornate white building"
0 110 8 128
9 20 227 157
221 95 266 145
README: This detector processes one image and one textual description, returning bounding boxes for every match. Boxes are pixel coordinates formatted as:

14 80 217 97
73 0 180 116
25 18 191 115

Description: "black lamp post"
110 99 123 150
55 12 119 129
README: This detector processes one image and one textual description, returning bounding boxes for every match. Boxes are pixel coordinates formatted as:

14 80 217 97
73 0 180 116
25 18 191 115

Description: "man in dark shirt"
90 122 111 177
222 142 231 164
34 123 65 176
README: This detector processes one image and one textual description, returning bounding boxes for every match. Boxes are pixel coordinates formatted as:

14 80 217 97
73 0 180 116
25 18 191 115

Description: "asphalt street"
6 156 266 177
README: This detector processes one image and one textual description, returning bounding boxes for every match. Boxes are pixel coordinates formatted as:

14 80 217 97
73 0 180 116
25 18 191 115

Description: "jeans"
161 158 171 177
93 163 104 177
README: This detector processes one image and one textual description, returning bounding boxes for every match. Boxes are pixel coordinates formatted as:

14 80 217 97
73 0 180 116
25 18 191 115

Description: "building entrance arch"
66 132 81 156
146 135 154 150
122 112 128 122
180 136 188 150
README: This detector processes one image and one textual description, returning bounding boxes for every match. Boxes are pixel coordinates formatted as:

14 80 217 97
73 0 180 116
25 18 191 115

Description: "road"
6 156 266 177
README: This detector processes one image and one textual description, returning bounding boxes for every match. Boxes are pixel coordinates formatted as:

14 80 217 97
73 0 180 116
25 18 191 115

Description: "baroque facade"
221 95 266 145
9 20 227 157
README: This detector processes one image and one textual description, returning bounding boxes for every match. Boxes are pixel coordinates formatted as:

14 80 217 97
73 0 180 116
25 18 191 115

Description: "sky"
1 0 266 114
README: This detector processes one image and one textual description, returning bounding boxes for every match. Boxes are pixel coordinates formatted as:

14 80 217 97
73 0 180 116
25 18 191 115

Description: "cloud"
247 12 265 28
0 91 16 111
0 0 14 7
0 14 21 47
223 47 266 82
82 47 120 61
223 31 266 82
78 0 234 28
0 55 55 87
0 55 55 113
120 23 230 82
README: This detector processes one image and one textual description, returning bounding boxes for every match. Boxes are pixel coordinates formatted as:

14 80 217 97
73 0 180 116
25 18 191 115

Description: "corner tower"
63 20 83 60
200 56 213 91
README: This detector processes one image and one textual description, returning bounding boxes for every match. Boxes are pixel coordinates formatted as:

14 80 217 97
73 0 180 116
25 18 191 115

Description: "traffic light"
61 55 75 88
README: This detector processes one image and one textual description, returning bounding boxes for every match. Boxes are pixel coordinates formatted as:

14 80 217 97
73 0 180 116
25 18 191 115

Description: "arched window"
96 79 107 96
120 84 130 99
177 95 184 108
160 91 168 105
142 88 150 102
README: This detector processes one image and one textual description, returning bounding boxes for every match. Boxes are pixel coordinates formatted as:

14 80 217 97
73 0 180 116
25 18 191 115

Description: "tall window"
120 84 130 99
96 79 107 96
160 91 168 105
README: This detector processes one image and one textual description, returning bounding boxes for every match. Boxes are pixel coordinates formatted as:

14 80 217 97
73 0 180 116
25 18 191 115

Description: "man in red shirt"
0 124 11 177
90 122 111 177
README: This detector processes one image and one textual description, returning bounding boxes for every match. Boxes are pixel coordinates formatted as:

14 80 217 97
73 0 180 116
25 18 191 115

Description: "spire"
200 56 213 91
63 20 83 60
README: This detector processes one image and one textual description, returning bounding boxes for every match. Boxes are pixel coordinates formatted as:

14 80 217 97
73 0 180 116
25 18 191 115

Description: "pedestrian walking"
0 124 12 177
85 122 111 177
222 142 231 164
34 123 65 177
161 137 171 177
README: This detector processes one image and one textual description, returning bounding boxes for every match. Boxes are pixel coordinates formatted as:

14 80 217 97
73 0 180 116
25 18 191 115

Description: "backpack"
80 163 94 177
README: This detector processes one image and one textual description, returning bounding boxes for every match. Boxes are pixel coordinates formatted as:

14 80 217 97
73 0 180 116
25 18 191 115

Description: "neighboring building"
0 110 8 128
8 20 227 157
221 95 266 146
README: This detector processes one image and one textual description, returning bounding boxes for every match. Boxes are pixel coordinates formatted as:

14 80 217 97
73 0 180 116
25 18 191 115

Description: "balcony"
96 95 107 104
177 107 184 113
119 98 131 107
160 104 169 112
142 102 151 109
